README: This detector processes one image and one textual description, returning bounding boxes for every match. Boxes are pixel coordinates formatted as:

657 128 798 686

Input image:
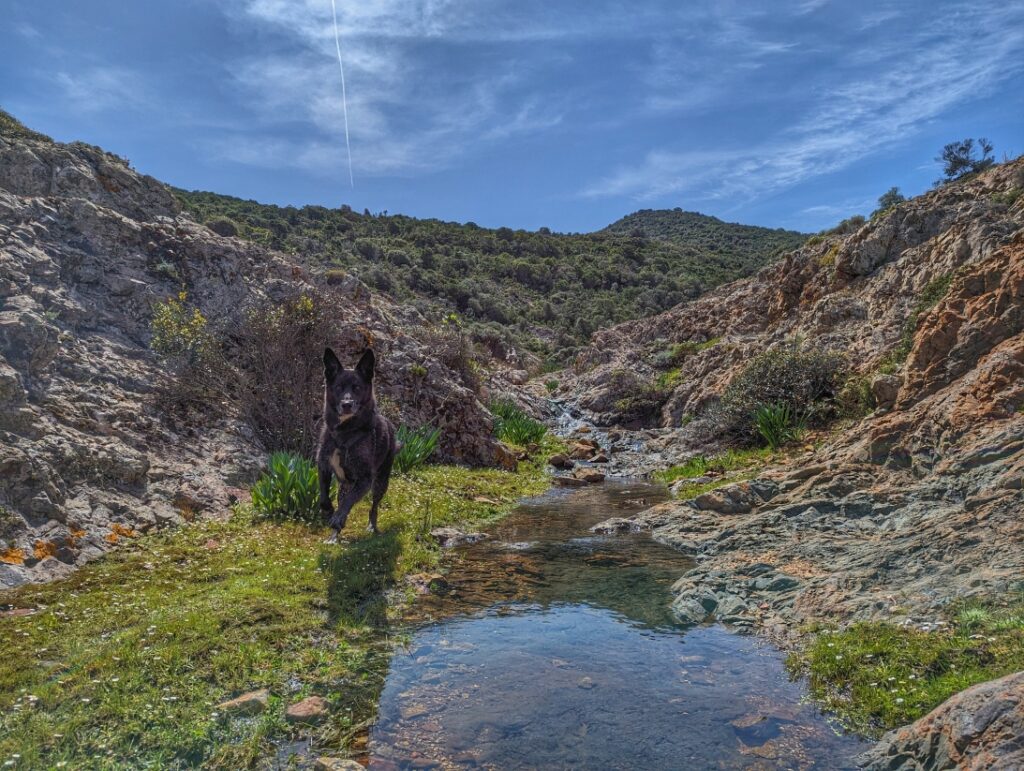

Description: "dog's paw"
323 531 340 545
367 523 380 534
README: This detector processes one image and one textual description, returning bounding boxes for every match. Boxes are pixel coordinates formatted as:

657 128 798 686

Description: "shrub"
712 344 845 441
837 374 876 418
872 187 906 217
491 401 547 445
230 291 339 455
754 403 806 449
150 292 212 363
394 425 441 474
419 314 482 393
251 452 332 522
544 379 559 393
150 287 358 456
204 216 239 238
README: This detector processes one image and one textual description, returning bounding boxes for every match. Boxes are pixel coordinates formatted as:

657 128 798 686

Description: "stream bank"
367 481 865 769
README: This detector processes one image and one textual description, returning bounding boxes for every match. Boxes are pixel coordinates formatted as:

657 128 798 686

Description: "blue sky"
1 1 1022 233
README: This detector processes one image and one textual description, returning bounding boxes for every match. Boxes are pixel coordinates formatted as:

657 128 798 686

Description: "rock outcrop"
0 128 508 587
571 160 1024 633
858 671 1024 770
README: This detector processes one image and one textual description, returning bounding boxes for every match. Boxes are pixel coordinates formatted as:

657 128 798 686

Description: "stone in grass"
548 453 574 470
285 695 330 725
217 688 269 716
314 758 364 771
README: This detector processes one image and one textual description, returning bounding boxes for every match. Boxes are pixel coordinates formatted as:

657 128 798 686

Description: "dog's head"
323 347 376 424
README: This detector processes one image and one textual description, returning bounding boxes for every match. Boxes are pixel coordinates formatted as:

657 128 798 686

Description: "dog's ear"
355 348 375 383
323 347 343 382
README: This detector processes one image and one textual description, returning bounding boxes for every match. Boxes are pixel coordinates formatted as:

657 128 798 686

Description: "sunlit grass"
789 595 1024 736
0 457 551 769
655 447 774 497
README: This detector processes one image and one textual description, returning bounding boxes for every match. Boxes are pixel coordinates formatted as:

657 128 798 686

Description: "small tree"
936 138 995 183
874 187 906 215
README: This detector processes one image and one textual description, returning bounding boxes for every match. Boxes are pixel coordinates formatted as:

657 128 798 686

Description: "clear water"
368 481 865 770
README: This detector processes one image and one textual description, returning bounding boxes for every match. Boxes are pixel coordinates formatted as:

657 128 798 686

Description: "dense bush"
150 292 212 363
150 288 349 456
713 344 846 441
491 401 547 445
251 452 332 522
394 425 441 474
175 190 806 362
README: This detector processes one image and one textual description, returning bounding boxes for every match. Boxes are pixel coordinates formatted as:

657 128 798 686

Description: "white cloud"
53 66 147 113
583 2 1024 202
213 0 590 178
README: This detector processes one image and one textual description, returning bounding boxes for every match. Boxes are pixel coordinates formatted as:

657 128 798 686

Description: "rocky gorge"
2 110 1023 769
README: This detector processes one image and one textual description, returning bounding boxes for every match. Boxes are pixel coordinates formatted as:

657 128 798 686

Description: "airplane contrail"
329 0 354 188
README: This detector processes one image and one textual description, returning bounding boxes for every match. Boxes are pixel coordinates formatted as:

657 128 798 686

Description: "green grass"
789 596 1024 737
655 447 773 486
0 460 550 769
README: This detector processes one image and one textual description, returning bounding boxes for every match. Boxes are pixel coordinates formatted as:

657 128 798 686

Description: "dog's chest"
329 450 348 481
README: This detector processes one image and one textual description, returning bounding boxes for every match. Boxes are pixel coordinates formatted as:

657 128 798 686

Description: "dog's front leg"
326 478 373 543
317 462 334 522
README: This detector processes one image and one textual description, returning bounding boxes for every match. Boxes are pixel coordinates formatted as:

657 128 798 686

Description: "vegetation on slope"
605 208 805 253
0 108 53 144
0 454 554 768
175 191 806 363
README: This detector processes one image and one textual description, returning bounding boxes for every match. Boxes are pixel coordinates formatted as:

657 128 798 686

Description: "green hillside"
176 192 807 363
606 208 806 253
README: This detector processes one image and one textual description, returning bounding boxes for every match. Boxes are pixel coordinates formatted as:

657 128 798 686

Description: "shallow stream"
368 481 865 769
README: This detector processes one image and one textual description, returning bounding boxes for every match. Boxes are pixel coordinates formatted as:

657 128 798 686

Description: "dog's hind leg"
367 455 395 535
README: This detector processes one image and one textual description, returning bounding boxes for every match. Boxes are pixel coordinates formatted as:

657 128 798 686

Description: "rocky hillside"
557 157 1024 636
0 119 512 588
176 191 804 363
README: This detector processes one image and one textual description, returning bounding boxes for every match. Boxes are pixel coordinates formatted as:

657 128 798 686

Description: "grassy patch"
0 460 550 768
655 447 773 486
789 596 1024 737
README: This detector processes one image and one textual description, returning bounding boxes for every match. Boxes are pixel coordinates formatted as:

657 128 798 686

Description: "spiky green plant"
394 425 441 474
251 452 331 522
490 401 547 446
753 403 806 450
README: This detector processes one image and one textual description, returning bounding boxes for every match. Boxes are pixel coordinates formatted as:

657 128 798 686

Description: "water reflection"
370 481 865 769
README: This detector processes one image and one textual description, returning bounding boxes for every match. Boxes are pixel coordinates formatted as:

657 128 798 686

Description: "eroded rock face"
562 160 1024 432
858 671 1024 770
0 130 507 587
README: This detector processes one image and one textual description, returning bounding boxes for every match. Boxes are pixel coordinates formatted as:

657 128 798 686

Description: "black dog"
317 347 397 541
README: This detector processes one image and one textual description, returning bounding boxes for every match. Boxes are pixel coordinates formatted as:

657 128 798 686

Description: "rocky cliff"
0 128 508 588
564 158 1024 634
